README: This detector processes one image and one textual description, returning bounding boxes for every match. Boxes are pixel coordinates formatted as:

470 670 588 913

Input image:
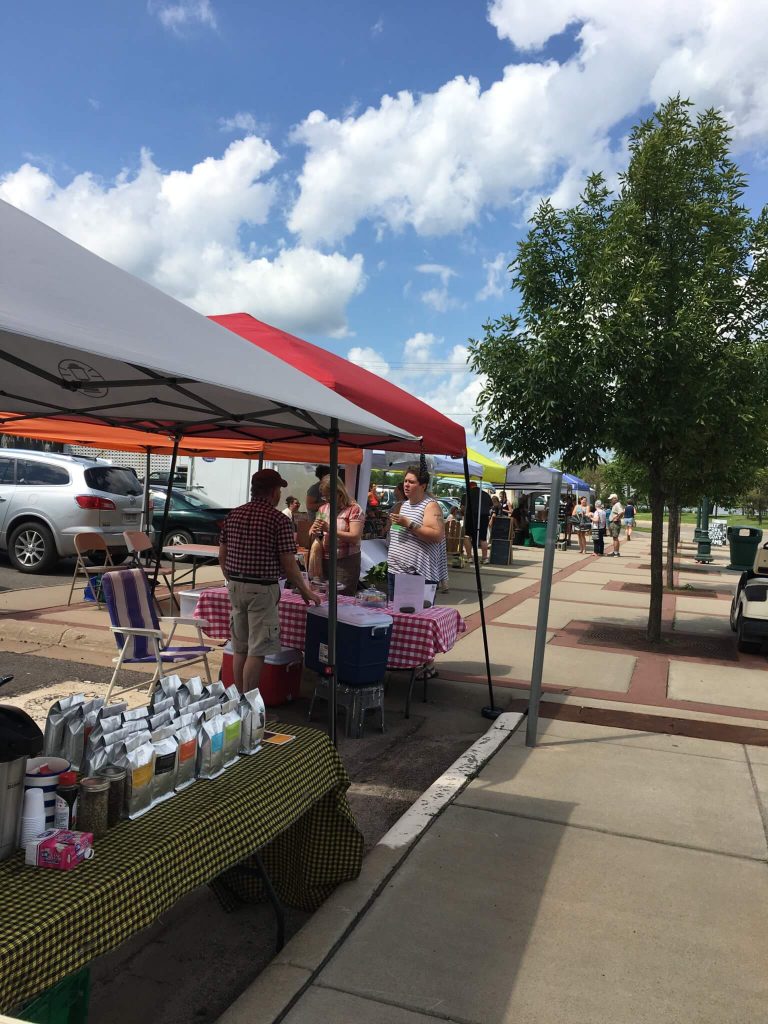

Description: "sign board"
709 520 728 546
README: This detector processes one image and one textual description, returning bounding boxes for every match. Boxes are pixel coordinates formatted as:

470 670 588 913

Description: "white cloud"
420 287 460 313
0 139 365 337
416 263 456 286
87 98 101 111
416 264 460 312
476 252 509 301
403 331 436 364
219 112 259 134
150 0 217 33
347 346 390 375
371 17 384 37
288 0 768 244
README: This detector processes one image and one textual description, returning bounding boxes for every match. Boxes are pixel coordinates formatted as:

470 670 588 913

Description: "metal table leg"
241 851 286 954
404 667 418 719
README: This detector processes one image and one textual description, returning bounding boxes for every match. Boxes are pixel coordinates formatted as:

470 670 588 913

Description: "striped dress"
388 496 448 583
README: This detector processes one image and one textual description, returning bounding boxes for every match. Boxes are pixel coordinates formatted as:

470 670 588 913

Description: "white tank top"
388 496 448 582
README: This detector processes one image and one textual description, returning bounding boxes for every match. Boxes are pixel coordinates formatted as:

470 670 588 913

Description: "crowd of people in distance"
564 492 636 557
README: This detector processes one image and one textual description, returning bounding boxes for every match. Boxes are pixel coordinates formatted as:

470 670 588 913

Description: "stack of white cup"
19 788 46 848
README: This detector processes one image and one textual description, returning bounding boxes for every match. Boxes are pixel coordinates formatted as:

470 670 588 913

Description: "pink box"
25 829 94 870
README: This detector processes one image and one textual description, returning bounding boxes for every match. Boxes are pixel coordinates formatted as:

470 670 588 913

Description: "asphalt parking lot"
0 553 75 591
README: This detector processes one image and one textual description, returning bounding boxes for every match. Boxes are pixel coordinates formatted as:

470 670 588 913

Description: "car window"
176 491 224 510
84 467 143 496
0 458 14 484
151 493 188 512
16 460 69 485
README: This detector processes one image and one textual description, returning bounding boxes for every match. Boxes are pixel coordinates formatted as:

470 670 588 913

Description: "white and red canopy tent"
0 200 419 743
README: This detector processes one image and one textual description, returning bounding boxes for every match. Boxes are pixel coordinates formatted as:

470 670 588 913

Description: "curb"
0 617 111 651
216 711 524 1024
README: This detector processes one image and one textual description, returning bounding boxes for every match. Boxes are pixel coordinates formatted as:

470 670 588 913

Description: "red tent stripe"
209 313 466 457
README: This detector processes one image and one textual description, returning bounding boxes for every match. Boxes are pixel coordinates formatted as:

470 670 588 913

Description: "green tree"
469 98 768 641
739 467 768 524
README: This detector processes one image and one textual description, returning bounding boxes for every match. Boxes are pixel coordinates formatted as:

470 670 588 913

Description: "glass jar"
95 766 127 827
78 776 110 838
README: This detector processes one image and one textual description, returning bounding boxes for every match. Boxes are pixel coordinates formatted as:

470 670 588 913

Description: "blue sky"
2 1 768 455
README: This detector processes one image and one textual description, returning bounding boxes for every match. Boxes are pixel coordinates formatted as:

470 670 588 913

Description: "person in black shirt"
463 482 493 563
305 464 330 522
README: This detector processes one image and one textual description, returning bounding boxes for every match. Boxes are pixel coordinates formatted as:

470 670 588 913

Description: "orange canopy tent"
0 415 362 464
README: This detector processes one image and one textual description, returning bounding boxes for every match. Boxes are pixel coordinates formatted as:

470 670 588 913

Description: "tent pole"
142 448 151 533
257 453 264 472
526 470 562 747
463 455 498 719
327 423 339 746
152 435 180 599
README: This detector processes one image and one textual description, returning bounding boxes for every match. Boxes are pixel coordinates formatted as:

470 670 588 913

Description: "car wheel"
737 612 762 654
163 529 194 559
8 521 58 574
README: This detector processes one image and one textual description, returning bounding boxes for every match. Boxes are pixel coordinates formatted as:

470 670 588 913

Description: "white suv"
0 450 144 573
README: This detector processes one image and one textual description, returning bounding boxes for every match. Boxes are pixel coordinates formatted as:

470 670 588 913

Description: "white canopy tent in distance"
0 199 419 745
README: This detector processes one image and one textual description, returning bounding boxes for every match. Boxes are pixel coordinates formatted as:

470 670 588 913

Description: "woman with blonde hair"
309 476 365 596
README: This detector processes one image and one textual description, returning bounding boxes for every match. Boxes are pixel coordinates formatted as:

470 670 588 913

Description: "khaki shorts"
228 581 281 657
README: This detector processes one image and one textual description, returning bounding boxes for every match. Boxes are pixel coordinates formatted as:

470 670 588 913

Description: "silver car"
0 449 145 573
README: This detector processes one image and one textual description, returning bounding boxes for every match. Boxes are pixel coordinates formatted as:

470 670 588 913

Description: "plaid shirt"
220 498 296 579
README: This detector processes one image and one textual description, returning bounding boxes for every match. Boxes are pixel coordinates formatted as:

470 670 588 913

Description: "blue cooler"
305 605 393 686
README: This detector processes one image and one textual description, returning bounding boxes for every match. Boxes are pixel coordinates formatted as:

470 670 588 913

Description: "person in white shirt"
606 493 625 557
282 496 300 533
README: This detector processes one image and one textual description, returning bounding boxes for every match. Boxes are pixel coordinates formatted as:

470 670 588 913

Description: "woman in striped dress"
387 466 448 604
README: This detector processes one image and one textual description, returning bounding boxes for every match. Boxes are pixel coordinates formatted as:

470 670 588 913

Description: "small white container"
24 756 70 830
19 788 46 848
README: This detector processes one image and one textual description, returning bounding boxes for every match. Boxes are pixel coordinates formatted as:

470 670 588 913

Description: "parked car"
0 449 144 573
147 468 188 488
150 488 231 548
730 571 768 652
436 497 461 519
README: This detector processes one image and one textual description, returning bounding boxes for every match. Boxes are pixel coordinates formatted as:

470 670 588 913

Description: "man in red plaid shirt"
219 468 320 692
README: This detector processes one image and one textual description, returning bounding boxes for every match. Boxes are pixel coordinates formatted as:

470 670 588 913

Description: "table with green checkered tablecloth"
0 723 363 1015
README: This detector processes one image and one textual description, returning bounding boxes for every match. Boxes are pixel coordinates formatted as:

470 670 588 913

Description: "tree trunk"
647 477 665 643
665 500 679 590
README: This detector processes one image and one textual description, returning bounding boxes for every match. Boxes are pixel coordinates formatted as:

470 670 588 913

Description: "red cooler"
220 641 235 687
259 648 303 705
220 642 303 703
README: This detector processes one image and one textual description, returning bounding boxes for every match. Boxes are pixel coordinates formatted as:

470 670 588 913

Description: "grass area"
635 513 766 529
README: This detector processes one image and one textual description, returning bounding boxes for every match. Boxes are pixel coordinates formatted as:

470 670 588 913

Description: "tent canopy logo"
58 359 108 398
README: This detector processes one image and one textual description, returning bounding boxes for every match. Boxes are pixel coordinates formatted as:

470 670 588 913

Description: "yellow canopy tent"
466 448 506 485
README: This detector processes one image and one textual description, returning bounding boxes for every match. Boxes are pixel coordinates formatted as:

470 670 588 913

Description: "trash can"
727 526 763 571
528 522 547 548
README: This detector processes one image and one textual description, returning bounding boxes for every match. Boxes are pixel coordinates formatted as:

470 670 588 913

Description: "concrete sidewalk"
221 715 768 1024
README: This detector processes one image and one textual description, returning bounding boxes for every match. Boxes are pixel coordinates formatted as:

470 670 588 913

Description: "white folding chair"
101 568 213 702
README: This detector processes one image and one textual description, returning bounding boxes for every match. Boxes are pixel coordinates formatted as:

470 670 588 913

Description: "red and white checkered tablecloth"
192 587 466 670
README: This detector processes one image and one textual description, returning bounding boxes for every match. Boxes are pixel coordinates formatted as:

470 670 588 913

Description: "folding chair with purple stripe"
102 568 213 702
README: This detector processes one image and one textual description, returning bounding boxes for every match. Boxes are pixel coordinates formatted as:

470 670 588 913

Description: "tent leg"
152 436 180 597
141 449 151 534
463 456 498 720
327 423 339 747
526 471 562 747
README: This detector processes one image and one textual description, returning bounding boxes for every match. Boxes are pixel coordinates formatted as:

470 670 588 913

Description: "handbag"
307 536 325 580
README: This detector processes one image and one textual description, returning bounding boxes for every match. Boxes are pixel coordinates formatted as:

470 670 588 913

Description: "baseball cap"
251 468 288 488
608 493 619 501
